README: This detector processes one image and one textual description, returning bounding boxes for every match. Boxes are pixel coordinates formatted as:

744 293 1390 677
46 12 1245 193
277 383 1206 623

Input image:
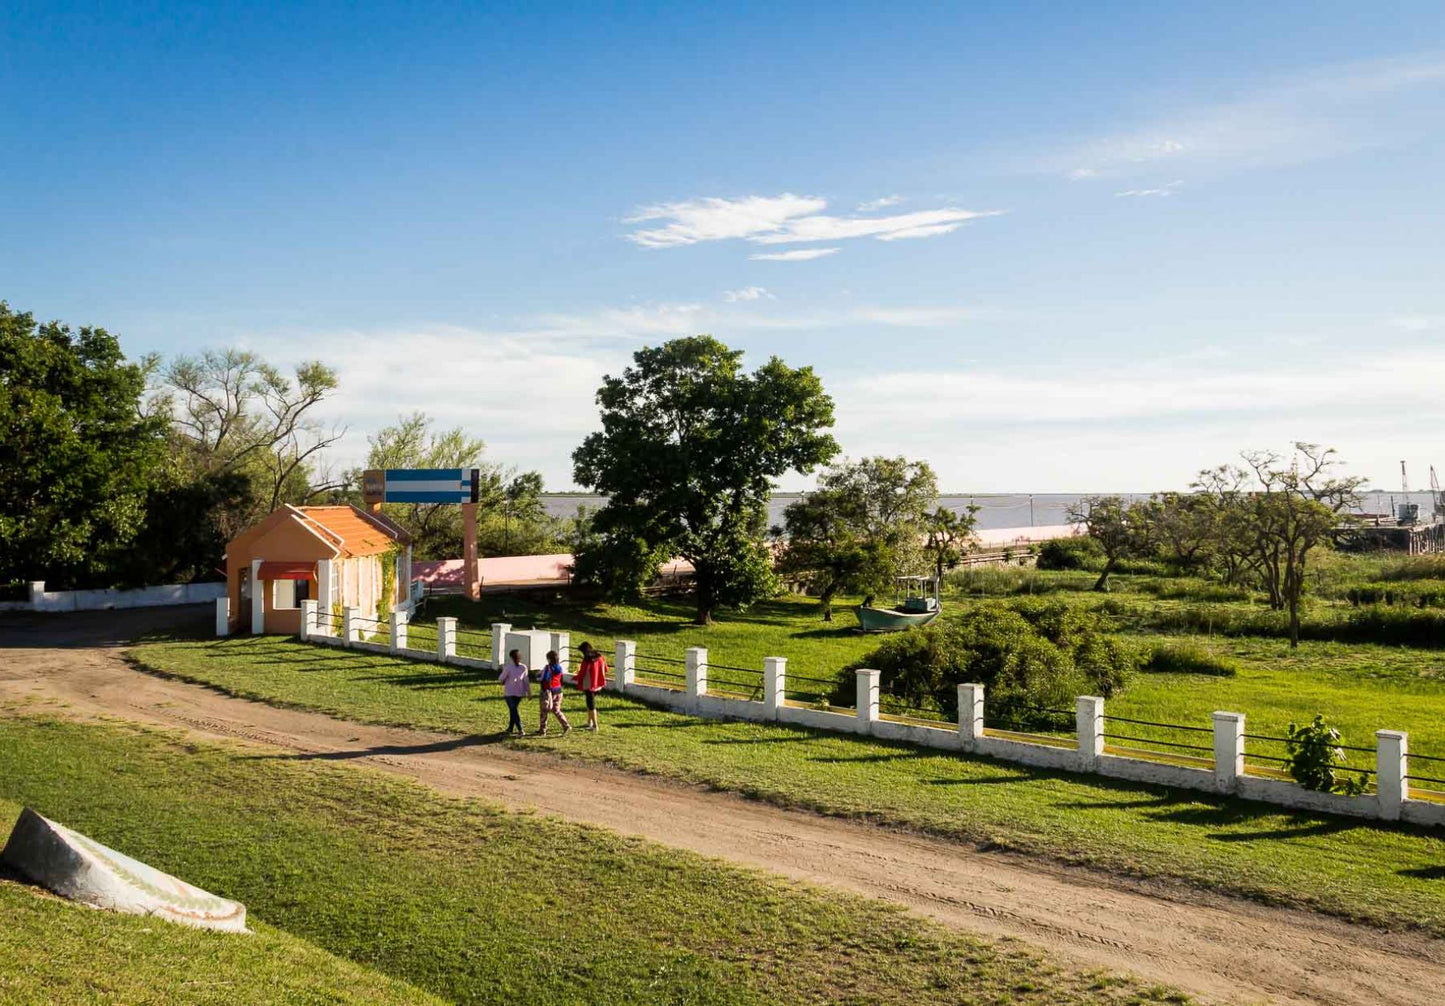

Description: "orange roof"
292 505 410 557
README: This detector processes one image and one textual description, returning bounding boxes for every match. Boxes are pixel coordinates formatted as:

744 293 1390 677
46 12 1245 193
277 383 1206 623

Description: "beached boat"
855 576 942 632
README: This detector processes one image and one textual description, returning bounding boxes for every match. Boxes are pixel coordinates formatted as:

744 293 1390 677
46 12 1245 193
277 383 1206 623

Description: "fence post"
437 617 457 662
297 599 316 640
1076 696 1104 770
764 657 786 718
390 609 409 653
958 683 984 749
491 623 511 667
550 632 570 672
216 597 232 637
615 640 636 692
1213 711 1245 793
686 647 708 706
343 606 360 646
856 669 879 733
1377 729 1408 821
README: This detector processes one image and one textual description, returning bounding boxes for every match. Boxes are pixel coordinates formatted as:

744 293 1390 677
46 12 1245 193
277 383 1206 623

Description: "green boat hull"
854 605 942 632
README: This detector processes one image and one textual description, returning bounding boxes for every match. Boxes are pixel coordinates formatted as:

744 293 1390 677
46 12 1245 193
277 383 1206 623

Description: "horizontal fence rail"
284 599 1445 829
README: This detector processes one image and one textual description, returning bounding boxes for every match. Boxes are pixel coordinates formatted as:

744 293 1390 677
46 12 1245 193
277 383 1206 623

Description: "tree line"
0 301 570 591
1 302 1364 634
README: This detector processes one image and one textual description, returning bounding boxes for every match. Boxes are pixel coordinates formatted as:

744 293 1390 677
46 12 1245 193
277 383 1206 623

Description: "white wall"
21 580 226 613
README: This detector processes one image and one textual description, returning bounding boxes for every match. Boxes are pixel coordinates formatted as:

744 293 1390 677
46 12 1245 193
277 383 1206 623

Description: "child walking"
498 648 530 736
575 641 609 732
537 650 571 735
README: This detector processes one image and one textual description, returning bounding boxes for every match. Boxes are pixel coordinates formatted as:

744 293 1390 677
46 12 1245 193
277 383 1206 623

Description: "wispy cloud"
723 286 775 302
1115 180 1183 198
749 248 841 262
857 194 905 211
1050 55 1445 180
626 193 1001 258
1391 315 1445 332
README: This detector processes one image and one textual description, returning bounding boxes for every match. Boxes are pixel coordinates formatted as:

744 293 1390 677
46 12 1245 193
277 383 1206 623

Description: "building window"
273 578 311 610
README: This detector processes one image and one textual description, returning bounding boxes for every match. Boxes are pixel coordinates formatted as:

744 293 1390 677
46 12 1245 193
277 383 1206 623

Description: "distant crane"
1433 466 1445 518
1402 460 1410 494
1398 461 1420 525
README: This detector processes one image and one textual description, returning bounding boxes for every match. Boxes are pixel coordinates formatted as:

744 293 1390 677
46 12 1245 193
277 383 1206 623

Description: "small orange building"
223 505 413 635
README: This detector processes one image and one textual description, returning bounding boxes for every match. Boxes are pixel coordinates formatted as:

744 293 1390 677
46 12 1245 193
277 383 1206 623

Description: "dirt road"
2 608 1441 1006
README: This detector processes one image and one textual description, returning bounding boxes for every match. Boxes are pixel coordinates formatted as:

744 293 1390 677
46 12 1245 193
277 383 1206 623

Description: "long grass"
128 636 1445 935
0 716 1186 1006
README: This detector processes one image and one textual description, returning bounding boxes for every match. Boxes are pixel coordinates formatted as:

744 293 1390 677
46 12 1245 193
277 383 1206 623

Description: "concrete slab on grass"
1 807 248 933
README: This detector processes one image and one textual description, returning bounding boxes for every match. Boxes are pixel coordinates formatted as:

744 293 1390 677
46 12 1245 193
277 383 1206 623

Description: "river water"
542 491 1439 531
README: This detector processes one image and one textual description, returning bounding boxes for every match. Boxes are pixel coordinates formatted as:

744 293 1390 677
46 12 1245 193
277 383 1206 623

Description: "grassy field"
0 872 443 1005
129 635 1445 935
410 583 1445 760
0 716 1186 1006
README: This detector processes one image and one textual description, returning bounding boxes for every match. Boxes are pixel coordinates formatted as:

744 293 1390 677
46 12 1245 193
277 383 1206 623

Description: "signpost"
363 468 483 599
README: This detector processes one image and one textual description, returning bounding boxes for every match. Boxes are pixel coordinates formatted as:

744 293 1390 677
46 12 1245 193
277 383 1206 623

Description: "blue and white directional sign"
363 468 480 504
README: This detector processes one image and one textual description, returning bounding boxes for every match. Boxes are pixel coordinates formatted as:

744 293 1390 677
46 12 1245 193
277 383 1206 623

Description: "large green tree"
778 457 939 621
573 336 837 624
0 302 168 588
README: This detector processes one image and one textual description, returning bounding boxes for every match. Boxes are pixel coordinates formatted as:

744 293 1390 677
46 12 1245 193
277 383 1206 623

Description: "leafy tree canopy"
572 335 837 623
779 456 939 621
0 302 168 588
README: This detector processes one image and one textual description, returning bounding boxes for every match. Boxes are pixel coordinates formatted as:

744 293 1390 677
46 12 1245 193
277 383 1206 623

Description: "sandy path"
1 608 1441 1006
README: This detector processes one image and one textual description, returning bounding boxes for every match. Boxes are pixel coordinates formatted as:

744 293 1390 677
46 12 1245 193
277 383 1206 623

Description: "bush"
1343 582 1445 608
1143 640 1239 677
850 601 1143 727
1283 715 1367 796
1035 537 1103 571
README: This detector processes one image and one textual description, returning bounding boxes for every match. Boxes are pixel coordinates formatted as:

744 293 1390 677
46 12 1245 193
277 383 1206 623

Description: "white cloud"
1051 55 1445 180
1115 180 1184 198
723 286 774 302
1391 315 1445 332
857 194 905 211
625 194 825 249
749 248 841 262
626 194 1001 257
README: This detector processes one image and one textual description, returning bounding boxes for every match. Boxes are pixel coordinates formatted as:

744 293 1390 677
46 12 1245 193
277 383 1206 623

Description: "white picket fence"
289 599 1445 830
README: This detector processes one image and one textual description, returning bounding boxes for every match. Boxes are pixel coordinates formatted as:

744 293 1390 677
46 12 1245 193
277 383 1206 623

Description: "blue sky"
5 2 1445 491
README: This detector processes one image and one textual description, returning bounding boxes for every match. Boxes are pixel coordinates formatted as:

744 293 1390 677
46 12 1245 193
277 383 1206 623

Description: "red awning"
257 561 316 580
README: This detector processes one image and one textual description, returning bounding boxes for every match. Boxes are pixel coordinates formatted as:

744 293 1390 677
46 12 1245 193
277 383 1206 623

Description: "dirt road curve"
2 609 1442 1006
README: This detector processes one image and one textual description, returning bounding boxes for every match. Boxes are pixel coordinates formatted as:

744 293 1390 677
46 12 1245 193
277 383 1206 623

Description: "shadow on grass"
1398 865 1445 880
242 733 500 762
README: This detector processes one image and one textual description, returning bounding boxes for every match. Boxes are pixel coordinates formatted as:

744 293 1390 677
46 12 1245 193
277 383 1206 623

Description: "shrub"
1035 537 1103 571
1143 640 1239 677
850 601 1142 727
1283 715 1367 796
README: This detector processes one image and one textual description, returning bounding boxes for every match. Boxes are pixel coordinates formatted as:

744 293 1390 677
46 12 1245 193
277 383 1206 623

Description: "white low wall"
16 580 225 613
293 610 1445 831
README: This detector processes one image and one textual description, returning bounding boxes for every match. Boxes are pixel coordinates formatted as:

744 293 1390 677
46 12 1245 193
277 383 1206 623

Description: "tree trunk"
1288 594 1300 649
820 595 833 622
1092 558 1115 592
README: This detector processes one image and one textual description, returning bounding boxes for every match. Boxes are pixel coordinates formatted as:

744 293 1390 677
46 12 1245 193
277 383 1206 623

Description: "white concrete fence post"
343 606 360 646
614 640 636 692
856 669 880 732
686 647 708 705
958 683 985 749
549 632 570 673
215 597 231 637
436 617 457 662
298 599 316 640
764 657 787 718
1377 729 1408 821
491 623 512 667
390 609 409 653
1213 711 1245 793
1077 696 1105 770
28 581 45 608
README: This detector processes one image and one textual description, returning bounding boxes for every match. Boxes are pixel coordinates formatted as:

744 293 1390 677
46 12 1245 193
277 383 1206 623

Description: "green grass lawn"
128 635 1445 936
0 716 1186 1006
0 873 442 1005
